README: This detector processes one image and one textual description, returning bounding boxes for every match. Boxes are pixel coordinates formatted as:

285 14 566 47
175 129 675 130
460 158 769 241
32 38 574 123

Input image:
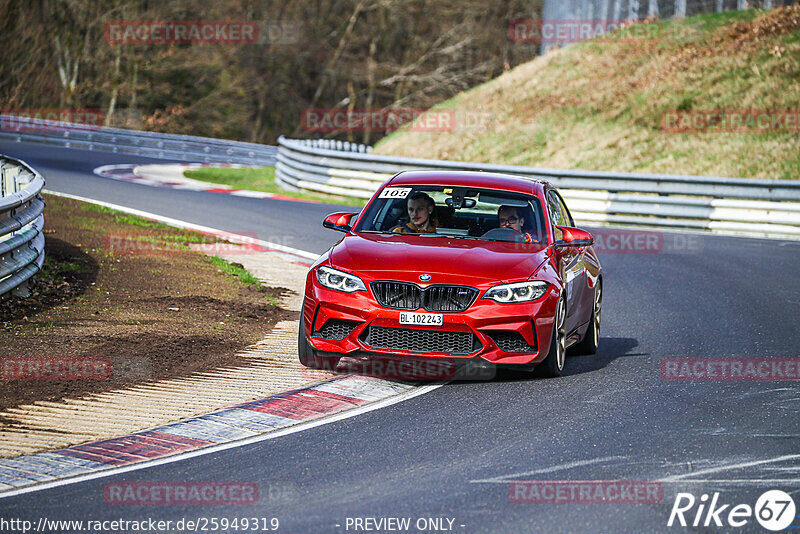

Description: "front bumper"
303 274 559 366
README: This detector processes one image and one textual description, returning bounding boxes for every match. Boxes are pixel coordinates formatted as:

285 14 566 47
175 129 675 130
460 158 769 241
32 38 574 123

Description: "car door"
547 189 585 333
555 190 593 325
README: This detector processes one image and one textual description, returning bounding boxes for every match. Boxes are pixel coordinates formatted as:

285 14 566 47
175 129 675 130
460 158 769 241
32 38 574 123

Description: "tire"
298 313 340 371
571 281 601 356
535 297 566 378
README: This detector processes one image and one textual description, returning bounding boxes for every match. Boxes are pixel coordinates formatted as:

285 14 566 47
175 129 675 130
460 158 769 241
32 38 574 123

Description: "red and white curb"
0 376 437 498
93 163 317 202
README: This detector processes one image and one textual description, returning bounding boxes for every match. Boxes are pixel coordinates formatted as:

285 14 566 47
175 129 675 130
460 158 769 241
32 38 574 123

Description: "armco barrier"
0 155 45 298
0 115 277 166
276 136 800 239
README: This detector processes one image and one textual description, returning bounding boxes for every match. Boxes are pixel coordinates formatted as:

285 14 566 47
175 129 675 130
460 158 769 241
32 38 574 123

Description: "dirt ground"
0 194 294 411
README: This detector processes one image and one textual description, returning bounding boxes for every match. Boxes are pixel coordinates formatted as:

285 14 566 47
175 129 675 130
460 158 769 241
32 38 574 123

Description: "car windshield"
355 184 547 244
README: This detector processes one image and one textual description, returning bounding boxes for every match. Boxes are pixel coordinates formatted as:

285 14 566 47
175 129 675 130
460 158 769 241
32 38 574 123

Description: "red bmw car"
299 170 602 378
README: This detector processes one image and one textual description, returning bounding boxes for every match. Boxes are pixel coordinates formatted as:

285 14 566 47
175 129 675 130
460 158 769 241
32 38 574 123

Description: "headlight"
483 281 548 303
316 266 366 293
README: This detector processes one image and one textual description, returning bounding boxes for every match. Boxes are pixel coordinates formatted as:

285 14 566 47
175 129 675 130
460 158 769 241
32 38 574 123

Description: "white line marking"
470 456 627 483
0 384 441 499
702 433 800 438
735 387 794 398
660 454 800 482
42 190 319 261
660 479 800 485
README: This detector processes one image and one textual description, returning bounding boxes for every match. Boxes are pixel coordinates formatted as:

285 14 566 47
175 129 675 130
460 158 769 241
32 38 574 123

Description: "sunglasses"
499 216 519 226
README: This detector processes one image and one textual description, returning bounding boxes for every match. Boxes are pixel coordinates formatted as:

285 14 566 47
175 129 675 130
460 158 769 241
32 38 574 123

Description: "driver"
498 205 534 243
393 192 438 234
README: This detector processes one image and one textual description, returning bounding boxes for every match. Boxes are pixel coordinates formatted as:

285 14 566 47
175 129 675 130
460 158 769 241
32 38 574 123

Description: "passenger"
498 205 534 243
393 192 438 234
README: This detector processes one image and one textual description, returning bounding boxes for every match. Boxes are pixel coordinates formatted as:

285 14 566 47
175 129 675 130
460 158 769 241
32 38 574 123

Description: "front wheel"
298 314 340 371
535 297 566 378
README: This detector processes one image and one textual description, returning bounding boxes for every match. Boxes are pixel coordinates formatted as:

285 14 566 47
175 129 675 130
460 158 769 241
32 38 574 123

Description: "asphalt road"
1 140 799 533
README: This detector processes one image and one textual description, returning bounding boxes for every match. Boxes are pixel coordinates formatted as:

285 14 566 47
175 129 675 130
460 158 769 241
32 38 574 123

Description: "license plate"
399 312 443 326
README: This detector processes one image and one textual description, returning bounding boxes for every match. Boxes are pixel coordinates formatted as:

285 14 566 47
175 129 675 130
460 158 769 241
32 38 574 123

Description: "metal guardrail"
0 115 277 166
276 136 800 239
0 155 45 298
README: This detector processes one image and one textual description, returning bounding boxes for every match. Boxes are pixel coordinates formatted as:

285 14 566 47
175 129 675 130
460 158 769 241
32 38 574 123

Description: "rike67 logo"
668 490 796 531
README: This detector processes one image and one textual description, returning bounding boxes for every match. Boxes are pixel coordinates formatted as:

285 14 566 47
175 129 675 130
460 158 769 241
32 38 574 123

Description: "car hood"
329 233 550 284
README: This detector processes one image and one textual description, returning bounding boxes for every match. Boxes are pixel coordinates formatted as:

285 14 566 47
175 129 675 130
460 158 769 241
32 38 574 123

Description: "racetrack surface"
1 140 799 533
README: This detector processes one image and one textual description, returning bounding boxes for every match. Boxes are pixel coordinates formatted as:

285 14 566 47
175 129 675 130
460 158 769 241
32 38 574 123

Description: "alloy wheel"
556 298 566 371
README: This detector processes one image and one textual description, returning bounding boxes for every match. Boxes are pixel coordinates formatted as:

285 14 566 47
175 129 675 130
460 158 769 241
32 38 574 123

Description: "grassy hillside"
374 7 800 179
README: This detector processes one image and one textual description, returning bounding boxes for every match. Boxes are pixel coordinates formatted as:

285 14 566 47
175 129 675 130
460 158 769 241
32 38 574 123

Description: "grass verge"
184 166 366 207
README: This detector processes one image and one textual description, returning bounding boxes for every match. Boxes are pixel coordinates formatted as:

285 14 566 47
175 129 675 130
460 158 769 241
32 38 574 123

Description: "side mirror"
323 212 358 233
555 226 593 247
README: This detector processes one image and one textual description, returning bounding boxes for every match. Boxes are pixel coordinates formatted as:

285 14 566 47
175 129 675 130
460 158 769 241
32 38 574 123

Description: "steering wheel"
480 227 528 242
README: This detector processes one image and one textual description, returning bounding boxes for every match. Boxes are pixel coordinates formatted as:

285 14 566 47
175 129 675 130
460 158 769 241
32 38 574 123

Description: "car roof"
387 170 549 196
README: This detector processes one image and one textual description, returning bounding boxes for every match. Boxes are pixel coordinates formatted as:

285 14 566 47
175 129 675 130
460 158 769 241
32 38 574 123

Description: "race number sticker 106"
379 187 412 199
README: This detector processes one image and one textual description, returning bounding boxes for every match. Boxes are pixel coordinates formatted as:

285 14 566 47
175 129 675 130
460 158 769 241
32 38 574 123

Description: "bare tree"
0 0 543 143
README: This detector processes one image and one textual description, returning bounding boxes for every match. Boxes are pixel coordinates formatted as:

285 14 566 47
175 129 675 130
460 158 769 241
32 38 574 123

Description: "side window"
372 198 405 231
554 191 574 227
546 190 565 240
